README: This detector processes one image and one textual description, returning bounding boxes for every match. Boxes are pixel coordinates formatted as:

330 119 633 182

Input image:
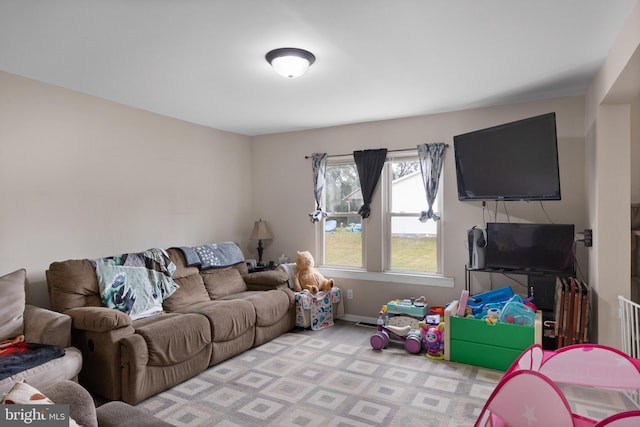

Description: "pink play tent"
475 343 640 426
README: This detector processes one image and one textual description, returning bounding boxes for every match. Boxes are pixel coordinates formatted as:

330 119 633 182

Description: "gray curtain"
308 153 328 223
418 143 447 222
354 149 388 219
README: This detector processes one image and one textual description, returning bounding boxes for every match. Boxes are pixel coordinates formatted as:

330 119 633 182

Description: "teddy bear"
292 250 334 295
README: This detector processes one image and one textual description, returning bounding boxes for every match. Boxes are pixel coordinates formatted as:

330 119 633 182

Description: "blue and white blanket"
92 248 179 320
176 242 245 270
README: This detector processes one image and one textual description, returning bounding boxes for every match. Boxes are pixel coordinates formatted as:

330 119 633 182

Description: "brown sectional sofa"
46 247 294 405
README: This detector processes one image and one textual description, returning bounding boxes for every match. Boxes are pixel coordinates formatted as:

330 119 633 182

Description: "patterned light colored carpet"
137 320 636 426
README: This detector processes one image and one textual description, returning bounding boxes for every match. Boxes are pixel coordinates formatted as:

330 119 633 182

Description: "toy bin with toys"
444 299 542 371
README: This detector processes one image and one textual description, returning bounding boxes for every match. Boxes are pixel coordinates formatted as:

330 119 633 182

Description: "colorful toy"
429 306 445 316
484 307 500 325
498 295 536 326
386 297 429 318
465 286 514 316
420 321 445 360
370 311 422 354
475 343 640 426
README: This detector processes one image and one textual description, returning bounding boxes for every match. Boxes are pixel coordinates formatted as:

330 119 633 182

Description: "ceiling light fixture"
265 47 316 78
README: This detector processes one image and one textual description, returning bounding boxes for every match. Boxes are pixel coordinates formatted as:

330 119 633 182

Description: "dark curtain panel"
353 149 388 219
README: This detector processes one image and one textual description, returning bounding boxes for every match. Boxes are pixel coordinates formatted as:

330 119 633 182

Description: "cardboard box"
444 300 542 371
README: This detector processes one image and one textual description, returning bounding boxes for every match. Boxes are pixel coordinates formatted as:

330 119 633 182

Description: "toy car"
370 311 422 354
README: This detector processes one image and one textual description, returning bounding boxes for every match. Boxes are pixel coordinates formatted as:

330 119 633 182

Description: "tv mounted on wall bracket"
453 112 561 201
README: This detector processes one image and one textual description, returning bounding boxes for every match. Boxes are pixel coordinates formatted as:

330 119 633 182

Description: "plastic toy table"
385 299 429 318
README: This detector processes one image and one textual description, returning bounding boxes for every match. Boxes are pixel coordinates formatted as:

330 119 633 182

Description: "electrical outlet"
347 289 353 299
584 229 593 247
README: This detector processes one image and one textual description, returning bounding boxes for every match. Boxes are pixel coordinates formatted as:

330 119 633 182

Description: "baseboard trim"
337 314 378 325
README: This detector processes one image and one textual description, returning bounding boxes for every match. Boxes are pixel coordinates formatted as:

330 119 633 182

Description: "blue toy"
498 295 536 326
465 286 514 316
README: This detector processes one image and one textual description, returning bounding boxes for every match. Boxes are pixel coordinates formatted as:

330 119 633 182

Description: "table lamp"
249 219 273 266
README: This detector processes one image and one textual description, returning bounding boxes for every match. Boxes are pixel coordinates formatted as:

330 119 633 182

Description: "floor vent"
355 321 377 328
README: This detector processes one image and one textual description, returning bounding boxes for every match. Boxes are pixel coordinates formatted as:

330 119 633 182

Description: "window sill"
317 267 454 288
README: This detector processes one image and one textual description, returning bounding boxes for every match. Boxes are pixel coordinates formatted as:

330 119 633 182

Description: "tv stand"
465 266 574 293
464 266 528 293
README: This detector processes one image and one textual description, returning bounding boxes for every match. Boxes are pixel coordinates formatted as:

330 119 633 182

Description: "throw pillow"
0 269 26 342
201 268 247 299
2 380 80 427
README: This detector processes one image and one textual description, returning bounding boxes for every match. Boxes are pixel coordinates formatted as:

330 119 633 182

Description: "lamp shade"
266 48 316 78
249 219 273 241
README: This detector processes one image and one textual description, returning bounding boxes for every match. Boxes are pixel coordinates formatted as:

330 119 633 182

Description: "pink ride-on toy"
370 311 422 354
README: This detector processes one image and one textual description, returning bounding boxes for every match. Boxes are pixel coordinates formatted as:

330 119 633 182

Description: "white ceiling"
0 1 636 136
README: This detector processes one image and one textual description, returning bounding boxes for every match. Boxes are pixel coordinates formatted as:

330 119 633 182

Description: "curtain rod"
304 145 448 159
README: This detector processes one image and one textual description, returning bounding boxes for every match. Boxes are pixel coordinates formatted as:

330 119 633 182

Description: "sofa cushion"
162 274 209 312
201 268 248 300
166 248 200 279
0 343 65 381
0 269 26 342
239 290 292 327
134 313 211 366
180 300 255 342
244 269 290 287
47 260 103 312
0 347 83 397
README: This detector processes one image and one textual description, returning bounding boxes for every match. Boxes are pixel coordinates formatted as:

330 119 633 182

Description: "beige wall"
0 71 253 307
632 95 640 203
585 0 640 348
252 96 587 320
3 0 638 345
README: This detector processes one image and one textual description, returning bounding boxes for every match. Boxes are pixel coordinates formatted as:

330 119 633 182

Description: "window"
386 158 439 273
324 162 362 267
320 156 441 273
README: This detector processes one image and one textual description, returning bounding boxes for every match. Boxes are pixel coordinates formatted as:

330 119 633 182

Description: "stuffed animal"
293 250 334 295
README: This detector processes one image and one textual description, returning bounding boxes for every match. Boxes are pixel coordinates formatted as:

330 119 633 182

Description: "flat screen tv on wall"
453 112 561 201
485 222 575 274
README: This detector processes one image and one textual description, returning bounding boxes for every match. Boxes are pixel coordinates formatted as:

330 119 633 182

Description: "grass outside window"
325 229 437 272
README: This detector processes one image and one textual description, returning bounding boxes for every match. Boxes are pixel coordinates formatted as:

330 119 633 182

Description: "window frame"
382 155 443 274
317 154 443 276
319 159 365 269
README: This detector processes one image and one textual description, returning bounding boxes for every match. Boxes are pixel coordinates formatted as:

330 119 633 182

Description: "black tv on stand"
485 222 575 275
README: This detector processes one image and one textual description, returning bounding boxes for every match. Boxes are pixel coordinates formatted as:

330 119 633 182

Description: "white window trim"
318 154 446 282
383 156 443 274
318 267 454 288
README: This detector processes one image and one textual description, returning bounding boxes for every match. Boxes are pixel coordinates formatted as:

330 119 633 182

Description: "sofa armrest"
243 270 290 291
23 304 72 348
42 380 98 427
97 401 173 427
66 307 132 332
